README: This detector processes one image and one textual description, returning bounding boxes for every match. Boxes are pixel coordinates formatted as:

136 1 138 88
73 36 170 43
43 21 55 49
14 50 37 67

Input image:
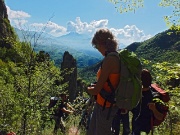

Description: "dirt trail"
68 126 80 135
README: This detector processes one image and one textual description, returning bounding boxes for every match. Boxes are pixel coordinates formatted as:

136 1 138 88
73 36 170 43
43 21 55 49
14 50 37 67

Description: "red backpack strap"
151 83 170 102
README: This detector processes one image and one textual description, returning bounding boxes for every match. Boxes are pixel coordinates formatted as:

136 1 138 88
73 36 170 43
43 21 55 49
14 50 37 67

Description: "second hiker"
131 69 164 135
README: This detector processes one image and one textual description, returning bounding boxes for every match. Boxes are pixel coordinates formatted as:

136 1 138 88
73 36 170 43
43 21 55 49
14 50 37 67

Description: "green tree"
0 33 68 135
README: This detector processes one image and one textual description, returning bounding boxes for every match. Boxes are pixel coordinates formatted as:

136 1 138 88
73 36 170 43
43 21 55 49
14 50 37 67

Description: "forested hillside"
0 1 78 134
126 29 180 63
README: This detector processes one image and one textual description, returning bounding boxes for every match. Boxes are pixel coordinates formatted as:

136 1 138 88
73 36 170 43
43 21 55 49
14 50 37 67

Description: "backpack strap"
99 51 120 119
150 87 158 134
99 51 119 106
106 78 116 120
100 78 117 120
100 79 116 108
150 87 160 98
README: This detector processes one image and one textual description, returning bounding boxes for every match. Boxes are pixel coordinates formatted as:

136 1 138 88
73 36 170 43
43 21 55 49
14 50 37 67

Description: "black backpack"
48 97 59 109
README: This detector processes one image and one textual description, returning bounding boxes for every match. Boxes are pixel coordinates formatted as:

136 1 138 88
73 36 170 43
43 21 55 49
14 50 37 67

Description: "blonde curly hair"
91 29 118 51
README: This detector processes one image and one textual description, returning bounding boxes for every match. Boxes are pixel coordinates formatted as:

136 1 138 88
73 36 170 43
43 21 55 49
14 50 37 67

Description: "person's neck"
105 50 117 56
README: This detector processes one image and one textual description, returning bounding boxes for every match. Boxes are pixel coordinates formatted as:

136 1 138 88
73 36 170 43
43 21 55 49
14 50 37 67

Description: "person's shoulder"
105 53 119 63
106 51 119 58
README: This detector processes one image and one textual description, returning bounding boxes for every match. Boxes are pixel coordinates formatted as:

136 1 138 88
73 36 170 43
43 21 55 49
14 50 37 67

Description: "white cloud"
13 19 28 27
110 25 152 45
66 18 151 45
6 6 31 19
30 21 67 37
6 7 151 45
6 6 30 28
67 17 108 34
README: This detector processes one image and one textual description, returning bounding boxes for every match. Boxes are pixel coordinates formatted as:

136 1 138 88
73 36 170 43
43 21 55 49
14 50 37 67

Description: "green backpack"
100 49 142 110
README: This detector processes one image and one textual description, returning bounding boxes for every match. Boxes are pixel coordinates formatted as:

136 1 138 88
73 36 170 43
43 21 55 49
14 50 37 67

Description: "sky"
5 0 174 46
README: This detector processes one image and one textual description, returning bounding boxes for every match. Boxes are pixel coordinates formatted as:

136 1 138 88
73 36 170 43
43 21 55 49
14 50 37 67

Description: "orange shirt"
96 68 120 107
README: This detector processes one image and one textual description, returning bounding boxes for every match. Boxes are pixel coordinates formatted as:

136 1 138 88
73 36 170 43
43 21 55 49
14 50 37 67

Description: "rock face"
61 51 77 102
0 0 16 48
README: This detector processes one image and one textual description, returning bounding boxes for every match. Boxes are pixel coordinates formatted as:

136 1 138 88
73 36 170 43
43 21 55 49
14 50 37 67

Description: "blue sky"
5 0 173 46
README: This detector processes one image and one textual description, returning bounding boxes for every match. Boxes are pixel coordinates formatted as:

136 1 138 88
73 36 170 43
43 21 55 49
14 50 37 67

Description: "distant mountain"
55 32 101 57
58 31 90 40
57 32 92 49
14 28 102 68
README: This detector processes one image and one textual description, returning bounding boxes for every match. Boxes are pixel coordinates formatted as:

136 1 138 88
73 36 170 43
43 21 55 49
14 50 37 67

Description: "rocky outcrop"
61 51 77 102
0 0 8 19
0 0 16 48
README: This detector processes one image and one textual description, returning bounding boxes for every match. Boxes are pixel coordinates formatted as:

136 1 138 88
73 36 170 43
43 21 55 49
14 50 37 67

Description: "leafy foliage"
142 60 180 135
78 61 102 83
0 37 67 134
108 0 144 13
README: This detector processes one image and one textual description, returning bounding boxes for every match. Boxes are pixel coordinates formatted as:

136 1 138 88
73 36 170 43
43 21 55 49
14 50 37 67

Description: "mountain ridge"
126 29 180 63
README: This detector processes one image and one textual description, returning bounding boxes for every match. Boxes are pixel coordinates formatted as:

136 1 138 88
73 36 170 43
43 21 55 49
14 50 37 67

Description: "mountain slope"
126 29 180 63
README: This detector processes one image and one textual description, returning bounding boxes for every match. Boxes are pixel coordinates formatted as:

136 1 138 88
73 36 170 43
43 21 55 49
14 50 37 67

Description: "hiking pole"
75 96 95 135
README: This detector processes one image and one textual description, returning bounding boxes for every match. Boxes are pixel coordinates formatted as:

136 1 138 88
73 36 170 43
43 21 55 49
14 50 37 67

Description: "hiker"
112 109 131 135
52 93 75 134
87 28 120 135
131 69 164 135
